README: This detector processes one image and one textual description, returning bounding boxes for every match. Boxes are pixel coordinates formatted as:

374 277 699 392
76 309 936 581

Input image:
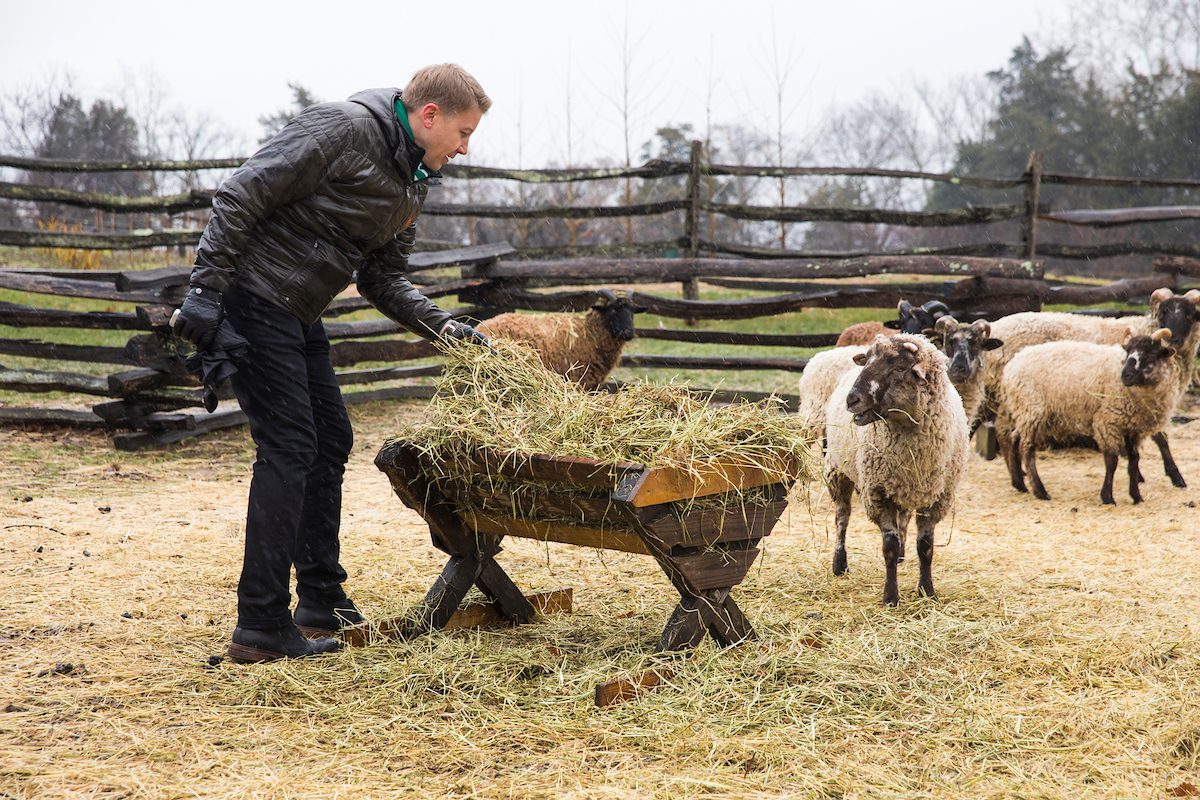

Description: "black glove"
441 320 493 350
172 286 224 351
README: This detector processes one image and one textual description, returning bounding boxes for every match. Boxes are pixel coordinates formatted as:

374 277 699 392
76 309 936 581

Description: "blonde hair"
403 63 492 117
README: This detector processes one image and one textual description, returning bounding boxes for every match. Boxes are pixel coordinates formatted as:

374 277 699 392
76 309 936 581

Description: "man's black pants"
223 286 354 630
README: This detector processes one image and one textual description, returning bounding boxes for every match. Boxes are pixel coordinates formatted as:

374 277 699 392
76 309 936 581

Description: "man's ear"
420 103 440 127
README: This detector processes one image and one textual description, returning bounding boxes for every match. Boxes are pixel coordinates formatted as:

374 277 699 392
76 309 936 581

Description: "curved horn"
595 288 617 306
1152 327 1172 341
1150 288 1174 307
934 315 958 334
1185 289 1200 304
969 319 992 337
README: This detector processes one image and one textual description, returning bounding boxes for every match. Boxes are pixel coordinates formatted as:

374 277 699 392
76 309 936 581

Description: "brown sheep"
475 289 643 390
835 300 950 347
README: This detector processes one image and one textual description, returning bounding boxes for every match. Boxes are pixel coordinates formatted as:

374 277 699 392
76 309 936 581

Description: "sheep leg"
1001 429 1027 493
830 473 854 576
897 510 912 563
915 512 937 601
1126 435 1143 505
1100 450 1119 505
1023 439 1050 501
877 504 903 608
1152 430 1187 488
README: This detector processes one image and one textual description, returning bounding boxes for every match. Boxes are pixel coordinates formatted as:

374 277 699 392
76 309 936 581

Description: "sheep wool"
476 308 626 391
797 345 867 443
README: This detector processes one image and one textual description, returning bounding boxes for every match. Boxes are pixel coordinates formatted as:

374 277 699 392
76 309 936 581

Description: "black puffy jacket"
190 88 452 335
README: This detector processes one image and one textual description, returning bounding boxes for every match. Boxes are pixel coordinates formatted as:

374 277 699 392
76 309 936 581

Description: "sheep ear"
983 338 1004 351
912 361 928 381
882 319 902 329
1122 327 1134 346
852 353 867 366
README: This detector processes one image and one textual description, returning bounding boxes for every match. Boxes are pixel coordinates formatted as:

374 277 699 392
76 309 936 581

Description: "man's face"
411 103 482 171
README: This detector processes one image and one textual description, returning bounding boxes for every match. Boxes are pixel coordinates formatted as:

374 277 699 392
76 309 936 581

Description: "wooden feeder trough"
373 439 802 702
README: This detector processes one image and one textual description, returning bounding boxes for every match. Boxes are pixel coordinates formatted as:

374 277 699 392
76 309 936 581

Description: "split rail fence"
1 145 1198 449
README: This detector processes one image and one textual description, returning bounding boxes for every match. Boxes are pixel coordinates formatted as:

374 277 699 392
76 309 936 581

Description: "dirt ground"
1 396 1199 799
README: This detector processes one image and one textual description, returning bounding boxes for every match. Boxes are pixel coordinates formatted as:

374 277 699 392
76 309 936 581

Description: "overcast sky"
1 0 1072 168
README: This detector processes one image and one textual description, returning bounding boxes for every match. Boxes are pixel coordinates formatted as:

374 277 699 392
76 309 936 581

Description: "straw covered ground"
2 362 1199 798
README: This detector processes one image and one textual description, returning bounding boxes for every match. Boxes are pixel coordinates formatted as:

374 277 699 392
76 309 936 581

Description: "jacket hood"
347 88 441 184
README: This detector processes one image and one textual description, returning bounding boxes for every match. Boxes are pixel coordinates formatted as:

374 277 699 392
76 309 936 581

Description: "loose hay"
1 386 1199 798
397 339 820 483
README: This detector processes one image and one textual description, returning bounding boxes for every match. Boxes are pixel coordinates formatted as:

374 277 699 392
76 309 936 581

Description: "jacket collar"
394 92 443 186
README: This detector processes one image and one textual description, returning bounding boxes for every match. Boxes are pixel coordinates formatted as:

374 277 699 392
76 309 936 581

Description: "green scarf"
395 98 430 181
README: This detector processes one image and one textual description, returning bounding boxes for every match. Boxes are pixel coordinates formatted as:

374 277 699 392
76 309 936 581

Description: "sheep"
797 344 867 445
835 300 950 347
930 316 1004 432
823 333 970 606
475 288 643 391
983 288 1200 485
994 328 1179 505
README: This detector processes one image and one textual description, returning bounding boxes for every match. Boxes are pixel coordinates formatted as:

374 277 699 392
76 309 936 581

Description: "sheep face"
846 337 929 427
1121 328 1178 387
593 290 641 343
1149 288 1200 350
934 317 1003 384
883 299 948 334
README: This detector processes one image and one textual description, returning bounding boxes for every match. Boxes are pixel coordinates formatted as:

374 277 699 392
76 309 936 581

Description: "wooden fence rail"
2 147 1198 448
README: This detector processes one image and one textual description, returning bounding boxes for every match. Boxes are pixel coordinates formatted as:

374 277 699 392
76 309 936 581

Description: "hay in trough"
394 338 820 485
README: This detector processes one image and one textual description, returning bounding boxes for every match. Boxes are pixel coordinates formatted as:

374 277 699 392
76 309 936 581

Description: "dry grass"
1 391 1199 798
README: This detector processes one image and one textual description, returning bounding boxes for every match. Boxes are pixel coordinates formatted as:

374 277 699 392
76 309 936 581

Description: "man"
172 64 493 663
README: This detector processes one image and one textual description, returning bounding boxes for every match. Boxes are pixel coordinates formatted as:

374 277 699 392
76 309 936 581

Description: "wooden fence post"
1019 150 1043 262
682 140 702 302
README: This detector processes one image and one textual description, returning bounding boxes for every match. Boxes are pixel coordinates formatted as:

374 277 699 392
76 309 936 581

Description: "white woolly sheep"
475 289 643 391
797 344 868 445
823 333 970 606
835 299 949 347
995 328 1179 505
931 316 1004 432
983 288 1200 486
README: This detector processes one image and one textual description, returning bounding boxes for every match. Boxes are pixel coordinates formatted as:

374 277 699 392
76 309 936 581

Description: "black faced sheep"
835 300 950 347
983 288 1200 486
823 333 970 606
930 316 1004 433
995 328 1179 505
474 288 642 391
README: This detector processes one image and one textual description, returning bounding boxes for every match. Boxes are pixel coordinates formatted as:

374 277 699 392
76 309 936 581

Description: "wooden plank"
335 364 443 386
443 478 619 524
464 255 1043 282
342 588 572 647
0 301 144 330
0 407 106 428
473 559 538 624
0 367 111 396
407 241 515 270
671 546 760 592
329 338 439 367
111 407 248 450
633 327 839 348
462 511 651 555
401 555 487 637
432 448 645 490
444 586 571 631
620 353 808 372
655 600 707 652
0 338 134 365
341 385 437 405
114 265 191 292
613 456 799 507
374 440 502 558
643 496 789 549
1154 255 1200 277
594 666 676 707
0 269 186 303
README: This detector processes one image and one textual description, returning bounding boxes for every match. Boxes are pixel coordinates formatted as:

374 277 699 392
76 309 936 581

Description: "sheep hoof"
832 553 848 576
1171 475 1187 488
881 595 900 608
1033 489 1051 501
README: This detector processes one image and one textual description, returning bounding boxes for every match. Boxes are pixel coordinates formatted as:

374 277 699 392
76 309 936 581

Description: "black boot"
227 624 341 663
293 597 366 638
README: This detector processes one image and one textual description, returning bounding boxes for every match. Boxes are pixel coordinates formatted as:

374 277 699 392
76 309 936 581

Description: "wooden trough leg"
399 554 486 638
475 559 537 625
